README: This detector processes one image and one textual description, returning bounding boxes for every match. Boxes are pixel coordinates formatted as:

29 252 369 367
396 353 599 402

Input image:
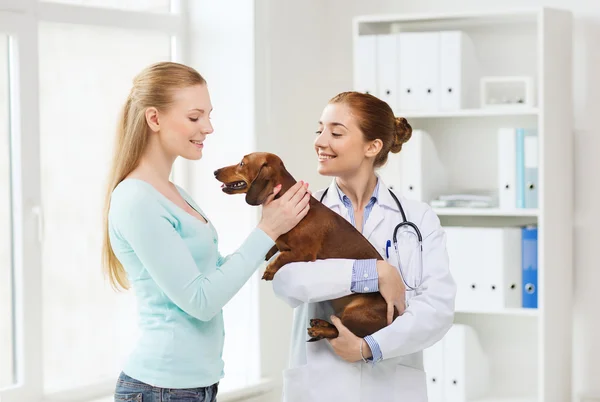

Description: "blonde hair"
102 62 206 290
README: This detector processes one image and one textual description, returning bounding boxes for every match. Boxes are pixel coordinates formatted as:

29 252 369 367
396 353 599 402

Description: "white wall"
186 0 263 396
255 0 600 401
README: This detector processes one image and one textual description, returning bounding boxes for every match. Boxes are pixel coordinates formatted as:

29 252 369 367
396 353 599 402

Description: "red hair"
328 92 412 167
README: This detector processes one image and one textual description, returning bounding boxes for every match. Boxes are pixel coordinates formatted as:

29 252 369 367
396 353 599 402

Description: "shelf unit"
433 208 539 217
457 308 539 318
402 107 539 119
353 8 573 402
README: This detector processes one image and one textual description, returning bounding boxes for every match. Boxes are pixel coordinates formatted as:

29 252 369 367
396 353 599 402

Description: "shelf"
456 308 539 317
354 8 573 402
355 8 542 25
397 107 539 119
433 208 539 217
472 397 537 402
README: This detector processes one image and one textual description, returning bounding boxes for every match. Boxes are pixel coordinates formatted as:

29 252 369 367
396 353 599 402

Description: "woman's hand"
258 181 311 241
328 316 371 363
377 260 406 325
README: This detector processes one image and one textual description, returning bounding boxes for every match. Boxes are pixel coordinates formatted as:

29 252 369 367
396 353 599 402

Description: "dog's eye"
240 161 244 167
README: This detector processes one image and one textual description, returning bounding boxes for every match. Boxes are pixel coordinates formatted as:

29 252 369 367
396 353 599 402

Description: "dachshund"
214 152 400 341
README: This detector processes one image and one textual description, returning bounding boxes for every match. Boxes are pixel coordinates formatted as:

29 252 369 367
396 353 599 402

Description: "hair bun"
391 117 412 153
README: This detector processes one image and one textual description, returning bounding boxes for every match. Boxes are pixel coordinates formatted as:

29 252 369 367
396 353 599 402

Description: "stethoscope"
320 187 424 292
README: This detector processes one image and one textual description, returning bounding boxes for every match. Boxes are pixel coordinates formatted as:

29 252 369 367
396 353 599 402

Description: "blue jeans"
114 372 218 402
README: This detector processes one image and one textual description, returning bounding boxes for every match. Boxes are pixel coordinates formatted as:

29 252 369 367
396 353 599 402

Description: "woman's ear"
145 107 160 132
365 139 383 159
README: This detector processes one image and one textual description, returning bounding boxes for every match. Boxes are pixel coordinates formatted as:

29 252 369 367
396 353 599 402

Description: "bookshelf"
433 208 539 217
353 7 573 402
402 107 539 119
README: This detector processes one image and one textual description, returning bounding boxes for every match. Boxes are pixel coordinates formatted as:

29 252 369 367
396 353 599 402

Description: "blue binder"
522 226 538 308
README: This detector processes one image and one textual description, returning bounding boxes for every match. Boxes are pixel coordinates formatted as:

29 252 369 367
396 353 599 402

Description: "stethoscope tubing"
320 186 424 292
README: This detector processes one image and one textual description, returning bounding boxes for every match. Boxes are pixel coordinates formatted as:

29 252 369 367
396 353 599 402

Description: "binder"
416 32 440 111
515 128 526 208
397 32 420 111
522 226 538 309
378 150 403 193
524 130 539 208
443 324 490 402
353 35 377 96
444 227 482 311
439 31 479 110
516 128 539 208
445 227 522 311
497 127 517 209
423 339 445 402
376 34 399 112
484 227 522 311
399 129 448 203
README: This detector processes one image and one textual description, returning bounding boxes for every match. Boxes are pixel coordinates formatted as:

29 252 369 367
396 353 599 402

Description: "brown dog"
214 152 399 341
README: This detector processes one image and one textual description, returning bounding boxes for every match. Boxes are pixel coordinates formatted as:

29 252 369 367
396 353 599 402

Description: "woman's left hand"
328 315 372 363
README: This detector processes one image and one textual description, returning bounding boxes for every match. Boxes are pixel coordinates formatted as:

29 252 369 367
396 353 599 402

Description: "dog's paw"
307 327 321 339
307 325 339 341
310 319 334 328
261 269 275 281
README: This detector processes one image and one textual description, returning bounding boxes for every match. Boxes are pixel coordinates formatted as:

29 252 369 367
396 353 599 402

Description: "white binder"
483 228 522 310
377 149 403 193
523 131 539 209
443 324 490 402
399 129 448 203
439 31 479 110
353 34 377 95
498 127 517 209
445 227 480 311
397 32 420 111
423 339 445 402
376 33 399 112
445 227 522 312
416 32 441 111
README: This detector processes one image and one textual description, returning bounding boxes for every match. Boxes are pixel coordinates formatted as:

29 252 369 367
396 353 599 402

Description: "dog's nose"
213 169 219 177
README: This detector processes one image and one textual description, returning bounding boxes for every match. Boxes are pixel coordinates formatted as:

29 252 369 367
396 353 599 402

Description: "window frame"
0 1 189 401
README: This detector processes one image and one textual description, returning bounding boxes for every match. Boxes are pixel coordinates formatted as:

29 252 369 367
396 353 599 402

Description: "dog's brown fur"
214 152 399 341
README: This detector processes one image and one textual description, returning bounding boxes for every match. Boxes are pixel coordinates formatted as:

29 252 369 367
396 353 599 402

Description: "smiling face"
146 83 214 161
314 103 381 179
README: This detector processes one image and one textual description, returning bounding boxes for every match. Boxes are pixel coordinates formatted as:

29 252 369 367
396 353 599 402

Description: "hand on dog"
258 181 311 240
328 315 372 363
377 261 406 325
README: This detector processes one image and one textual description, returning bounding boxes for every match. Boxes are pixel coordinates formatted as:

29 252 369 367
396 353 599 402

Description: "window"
0 2 185 401
0 1 263 401
40 0 172 13
38 22 172 393
0 32 14 391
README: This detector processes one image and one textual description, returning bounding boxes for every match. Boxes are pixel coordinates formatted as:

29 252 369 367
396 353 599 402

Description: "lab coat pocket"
394 364 428 402
282 365 309 402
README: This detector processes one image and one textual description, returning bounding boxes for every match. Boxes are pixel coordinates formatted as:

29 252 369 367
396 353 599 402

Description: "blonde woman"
103 62 310 402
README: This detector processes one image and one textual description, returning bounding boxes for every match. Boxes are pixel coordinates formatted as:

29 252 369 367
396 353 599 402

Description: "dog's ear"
246 164 274 206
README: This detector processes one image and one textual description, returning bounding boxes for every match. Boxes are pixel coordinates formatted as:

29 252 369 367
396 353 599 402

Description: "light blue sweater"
108 179 275 388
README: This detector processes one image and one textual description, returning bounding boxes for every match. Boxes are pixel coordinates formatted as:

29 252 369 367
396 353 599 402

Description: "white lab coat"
271 178 457 402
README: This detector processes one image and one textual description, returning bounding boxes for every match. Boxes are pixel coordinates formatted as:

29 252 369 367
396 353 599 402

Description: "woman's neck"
131 138 176 185
335 169 378 211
